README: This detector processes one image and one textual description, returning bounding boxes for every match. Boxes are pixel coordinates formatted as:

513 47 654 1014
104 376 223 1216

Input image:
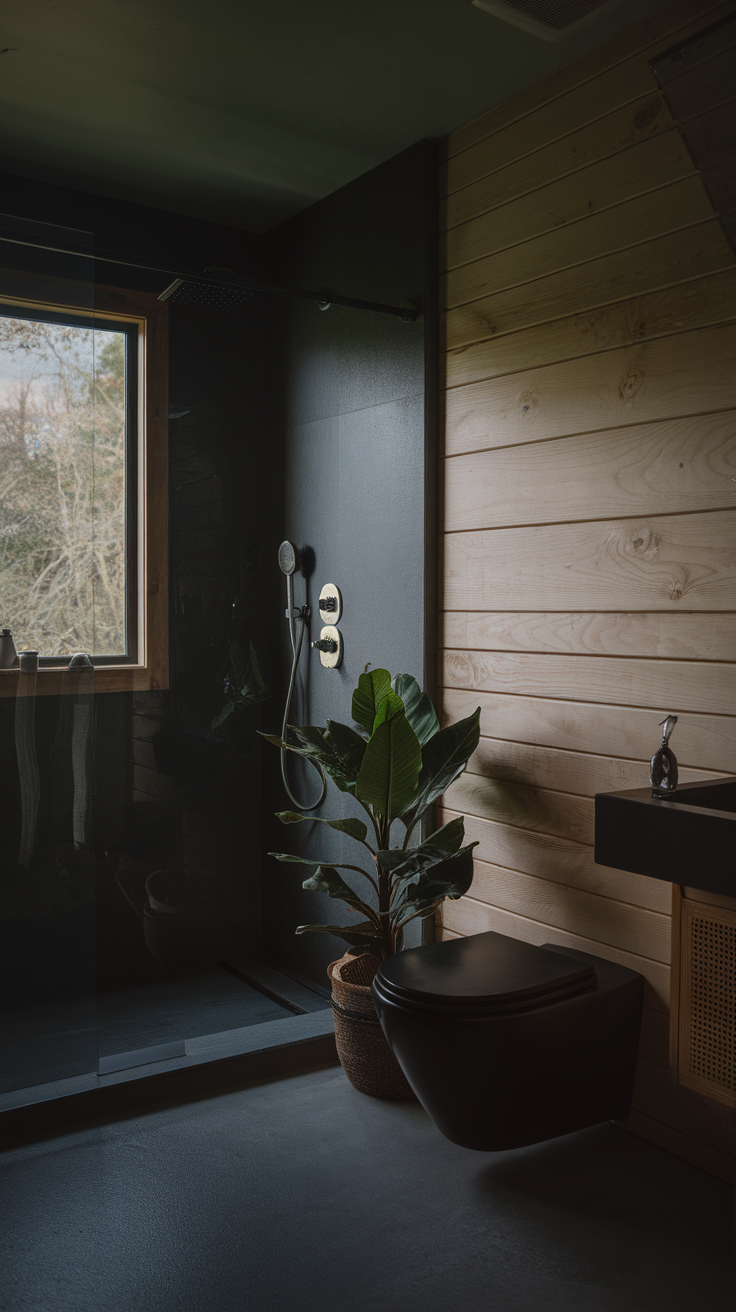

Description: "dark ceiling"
0 0 662 233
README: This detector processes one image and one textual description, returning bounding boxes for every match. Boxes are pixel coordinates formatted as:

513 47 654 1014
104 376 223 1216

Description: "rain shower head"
278 541 299 577
158 276 253 311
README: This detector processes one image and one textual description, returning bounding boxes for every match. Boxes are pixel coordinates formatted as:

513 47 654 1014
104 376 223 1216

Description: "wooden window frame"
0 281 168 695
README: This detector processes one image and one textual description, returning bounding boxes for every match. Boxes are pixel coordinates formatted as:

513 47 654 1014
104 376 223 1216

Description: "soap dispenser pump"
650 715 678 800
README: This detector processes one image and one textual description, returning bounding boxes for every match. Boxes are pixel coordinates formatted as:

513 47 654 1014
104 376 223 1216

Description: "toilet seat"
376 931 597 1018
372 931 642 1151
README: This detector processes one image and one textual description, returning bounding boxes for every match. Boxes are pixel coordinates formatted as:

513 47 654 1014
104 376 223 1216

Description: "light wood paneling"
443 219 734 352
444 511 736 614
464 736 722 798
445 770 594 844
444 109 683 242
463 861 671 962
440 0 736 1176
444 0 732 161
445 324 736 455
440 894 671 1011
444 177 712 310
445 84 667 198
444 414 736 530
444 268 736 390
442 610 736 660
443 648 735 715
441 808 672 915
442 687 736 775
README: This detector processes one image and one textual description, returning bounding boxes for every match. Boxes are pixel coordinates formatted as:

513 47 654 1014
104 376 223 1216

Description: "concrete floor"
97 967 289 1057
0 1065 733 1312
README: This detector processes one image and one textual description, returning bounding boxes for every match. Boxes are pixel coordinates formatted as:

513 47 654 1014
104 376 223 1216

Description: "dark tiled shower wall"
0 172 271 1000
258 140 438 985
98 293 268 987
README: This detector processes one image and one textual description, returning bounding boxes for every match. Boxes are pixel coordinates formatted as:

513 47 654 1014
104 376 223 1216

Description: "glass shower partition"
0 228 333 1118
0 216 99 1096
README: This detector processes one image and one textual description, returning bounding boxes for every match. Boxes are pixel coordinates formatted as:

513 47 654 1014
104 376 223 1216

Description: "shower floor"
97 965 291 1059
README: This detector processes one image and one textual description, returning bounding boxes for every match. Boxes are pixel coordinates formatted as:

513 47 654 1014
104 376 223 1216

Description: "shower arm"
0 232 418 321
158 270 417 321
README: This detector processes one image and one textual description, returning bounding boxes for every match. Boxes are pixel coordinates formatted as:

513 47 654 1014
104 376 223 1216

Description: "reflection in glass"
0 656 97 1094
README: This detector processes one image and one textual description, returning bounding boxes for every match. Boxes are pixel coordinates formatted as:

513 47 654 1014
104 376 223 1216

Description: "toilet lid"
376 931 596 1015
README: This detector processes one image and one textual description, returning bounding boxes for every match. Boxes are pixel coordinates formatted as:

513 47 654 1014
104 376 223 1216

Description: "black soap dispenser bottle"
651 714 678 800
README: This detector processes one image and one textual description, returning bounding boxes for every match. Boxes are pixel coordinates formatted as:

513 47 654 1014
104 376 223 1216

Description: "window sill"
0 663 168 695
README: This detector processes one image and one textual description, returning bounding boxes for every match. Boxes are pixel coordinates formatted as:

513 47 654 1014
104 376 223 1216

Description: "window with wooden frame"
0 282 168 693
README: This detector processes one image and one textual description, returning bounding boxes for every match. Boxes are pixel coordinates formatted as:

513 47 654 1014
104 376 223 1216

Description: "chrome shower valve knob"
318 584 342 625
311 625 342 668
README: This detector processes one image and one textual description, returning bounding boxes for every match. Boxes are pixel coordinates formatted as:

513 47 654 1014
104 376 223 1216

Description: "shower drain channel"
98 1040 187 1076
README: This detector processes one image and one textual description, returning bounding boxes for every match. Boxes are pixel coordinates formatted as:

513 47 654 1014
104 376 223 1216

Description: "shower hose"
281 605 326 812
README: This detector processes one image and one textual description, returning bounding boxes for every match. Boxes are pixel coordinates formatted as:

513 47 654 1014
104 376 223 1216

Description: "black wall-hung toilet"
372 931 643 1151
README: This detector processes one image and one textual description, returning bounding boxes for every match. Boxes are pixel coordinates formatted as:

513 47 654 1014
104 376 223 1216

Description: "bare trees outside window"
0 310 129 657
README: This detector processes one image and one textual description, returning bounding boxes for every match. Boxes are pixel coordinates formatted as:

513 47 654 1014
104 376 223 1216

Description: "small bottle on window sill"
651 715 678 800
0 628 17 668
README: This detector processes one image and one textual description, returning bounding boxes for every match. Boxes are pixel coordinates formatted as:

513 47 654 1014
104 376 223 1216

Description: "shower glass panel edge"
0 217 98 1094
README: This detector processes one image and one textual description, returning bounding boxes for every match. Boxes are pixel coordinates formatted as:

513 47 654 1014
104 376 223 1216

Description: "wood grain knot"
618 370 645 402
633 99 662 132
626 527 659 558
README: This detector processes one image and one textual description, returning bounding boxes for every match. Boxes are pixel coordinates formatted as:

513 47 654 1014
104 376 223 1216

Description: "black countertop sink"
594 777 736 899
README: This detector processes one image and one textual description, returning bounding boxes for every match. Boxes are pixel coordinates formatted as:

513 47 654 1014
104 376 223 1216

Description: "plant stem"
340 863 379 896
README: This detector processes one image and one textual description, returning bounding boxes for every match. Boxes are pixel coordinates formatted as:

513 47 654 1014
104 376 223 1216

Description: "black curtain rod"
0 231 418 321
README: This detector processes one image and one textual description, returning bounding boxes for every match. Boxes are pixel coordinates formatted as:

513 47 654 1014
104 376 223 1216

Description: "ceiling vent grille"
472 0 627 42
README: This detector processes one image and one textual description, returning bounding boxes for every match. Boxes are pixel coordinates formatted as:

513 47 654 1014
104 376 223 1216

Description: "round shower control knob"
319 584 342 625
312 625 342 669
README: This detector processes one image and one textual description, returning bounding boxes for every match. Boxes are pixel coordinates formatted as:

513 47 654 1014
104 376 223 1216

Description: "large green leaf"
355 711 422 821
371 690 405 733
393 674 440 747
295 920 385 953
276 811 368 843
268 853 376 890
268 851 326 865
272 724 359 795
395 816 466 871
301 866 380 926
352 668 392 734
391 843 477 928
401 708 481 828
324 721 367 790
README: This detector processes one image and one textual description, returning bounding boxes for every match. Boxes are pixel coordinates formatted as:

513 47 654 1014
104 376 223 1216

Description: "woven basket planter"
328 952 416 1101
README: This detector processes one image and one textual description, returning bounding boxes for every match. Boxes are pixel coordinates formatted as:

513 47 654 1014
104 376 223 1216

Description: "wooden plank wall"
437 0 736 1184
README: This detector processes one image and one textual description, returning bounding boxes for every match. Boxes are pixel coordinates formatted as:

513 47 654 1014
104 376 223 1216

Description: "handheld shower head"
276 537 327 813
278 541 299 576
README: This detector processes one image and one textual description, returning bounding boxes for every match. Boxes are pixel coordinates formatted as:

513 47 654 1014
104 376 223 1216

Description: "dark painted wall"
260 140 437 984
0 173 264 288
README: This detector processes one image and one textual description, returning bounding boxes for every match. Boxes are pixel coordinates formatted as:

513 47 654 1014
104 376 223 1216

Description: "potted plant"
262 667 480 1098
